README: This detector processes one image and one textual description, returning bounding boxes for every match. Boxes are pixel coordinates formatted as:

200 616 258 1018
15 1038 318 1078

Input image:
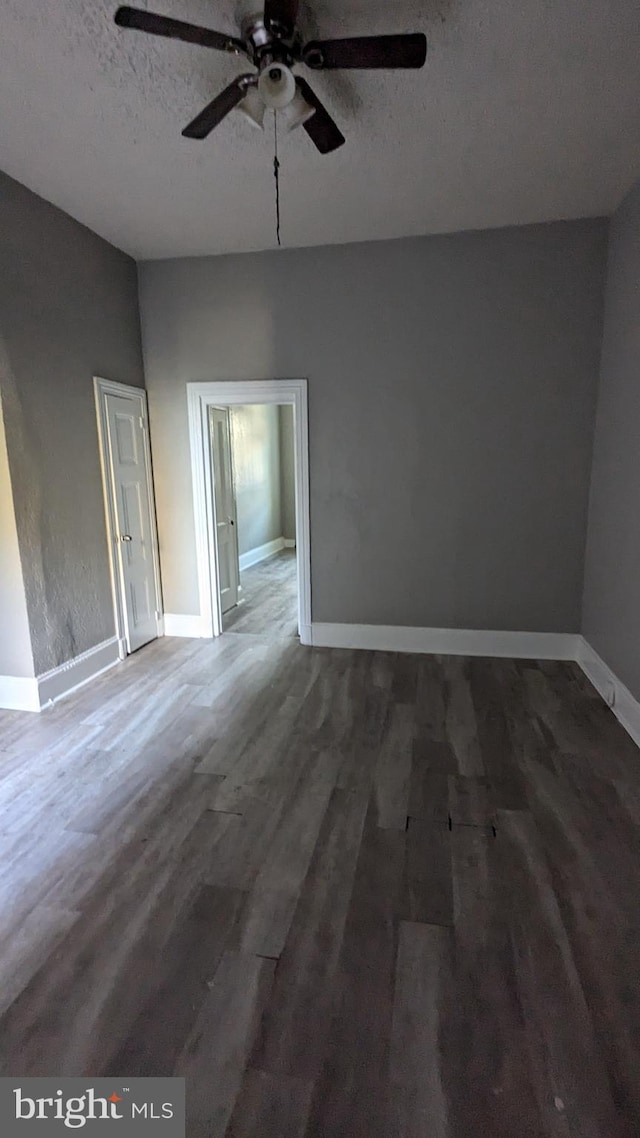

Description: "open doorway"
211 403 298 637
187 379 311 644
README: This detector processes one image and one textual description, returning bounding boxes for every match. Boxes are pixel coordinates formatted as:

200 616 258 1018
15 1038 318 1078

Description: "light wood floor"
1 634 640 1137
223 549 298 637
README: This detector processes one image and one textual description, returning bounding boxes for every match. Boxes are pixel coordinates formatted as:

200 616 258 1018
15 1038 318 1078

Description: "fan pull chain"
273 110 281 247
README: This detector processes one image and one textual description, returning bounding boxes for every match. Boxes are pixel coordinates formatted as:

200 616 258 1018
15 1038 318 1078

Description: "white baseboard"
311 622 580 660
310 623 640 751
37 637 120 709
283 538 296 548
239 537 285 571
164 613 209 638
0 674 40 712
576 637 640 749
3 620 637 757
0 637 120 712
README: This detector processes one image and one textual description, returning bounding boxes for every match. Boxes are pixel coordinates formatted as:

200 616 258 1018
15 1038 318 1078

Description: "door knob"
121 534 133 542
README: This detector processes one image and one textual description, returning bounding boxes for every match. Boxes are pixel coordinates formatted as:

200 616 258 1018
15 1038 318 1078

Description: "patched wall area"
0 170 144 674
582 177 640 700
0 379 33 678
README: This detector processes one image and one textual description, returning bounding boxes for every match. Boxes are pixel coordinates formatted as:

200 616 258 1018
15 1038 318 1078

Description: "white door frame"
187 379 311 644
94 376 163 657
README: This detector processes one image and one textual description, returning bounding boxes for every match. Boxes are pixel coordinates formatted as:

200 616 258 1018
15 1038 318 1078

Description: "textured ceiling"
1 0 639 259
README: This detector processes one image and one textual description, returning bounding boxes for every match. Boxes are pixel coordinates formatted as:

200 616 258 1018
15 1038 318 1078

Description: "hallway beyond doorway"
223 549 298 638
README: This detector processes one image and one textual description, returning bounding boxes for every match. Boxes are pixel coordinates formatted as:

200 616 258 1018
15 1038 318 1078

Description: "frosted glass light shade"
282 87 316 132
237 86 265 130
258 63 296 109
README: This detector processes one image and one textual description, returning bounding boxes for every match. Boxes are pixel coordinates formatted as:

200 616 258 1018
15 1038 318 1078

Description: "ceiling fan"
114 1 427 154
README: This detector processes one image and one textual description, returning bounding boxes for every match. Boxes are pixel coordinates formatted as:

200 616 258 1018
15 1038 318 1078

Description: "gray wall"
279 404 296 543
230 403 282 557
0 389 33 677
139 218 607 631
582 178 640 699
0 169 144 674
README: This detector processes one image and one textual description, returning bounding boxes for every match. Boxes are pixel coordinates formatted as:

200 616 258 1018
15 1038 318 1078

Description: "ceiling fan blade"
182 76 255 139
303 33 427 70
296 78 345 155
263 0 300 37
114 7 246 55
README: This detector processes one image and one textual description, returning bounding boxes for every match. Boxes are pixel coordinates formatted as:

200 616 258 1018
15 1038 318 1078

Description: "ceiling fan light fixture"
281 86 316 132
115 3 428 153
237 85 265 129
258 62 296 109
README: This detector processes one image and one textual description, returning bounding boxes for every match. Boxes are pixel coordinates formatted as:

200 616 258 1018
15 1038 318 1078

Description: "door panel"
114 412 138 465
209 406 239 615
105 393 158 653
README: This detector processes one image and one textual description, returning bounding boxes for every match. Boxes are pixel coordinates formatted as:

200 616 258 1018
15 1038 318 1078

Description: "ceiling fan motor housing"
241 13 296 64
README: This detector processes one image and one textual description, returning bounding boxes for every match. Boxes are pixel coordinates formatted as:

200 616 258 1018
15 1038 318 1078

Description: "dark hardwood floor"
223 549 298 637
1 634 639 1136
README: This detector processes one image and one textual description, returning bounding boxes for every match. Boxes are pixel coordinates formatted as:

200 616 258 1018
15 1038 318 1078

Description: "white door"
209 406 239 615
104 392 159 652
